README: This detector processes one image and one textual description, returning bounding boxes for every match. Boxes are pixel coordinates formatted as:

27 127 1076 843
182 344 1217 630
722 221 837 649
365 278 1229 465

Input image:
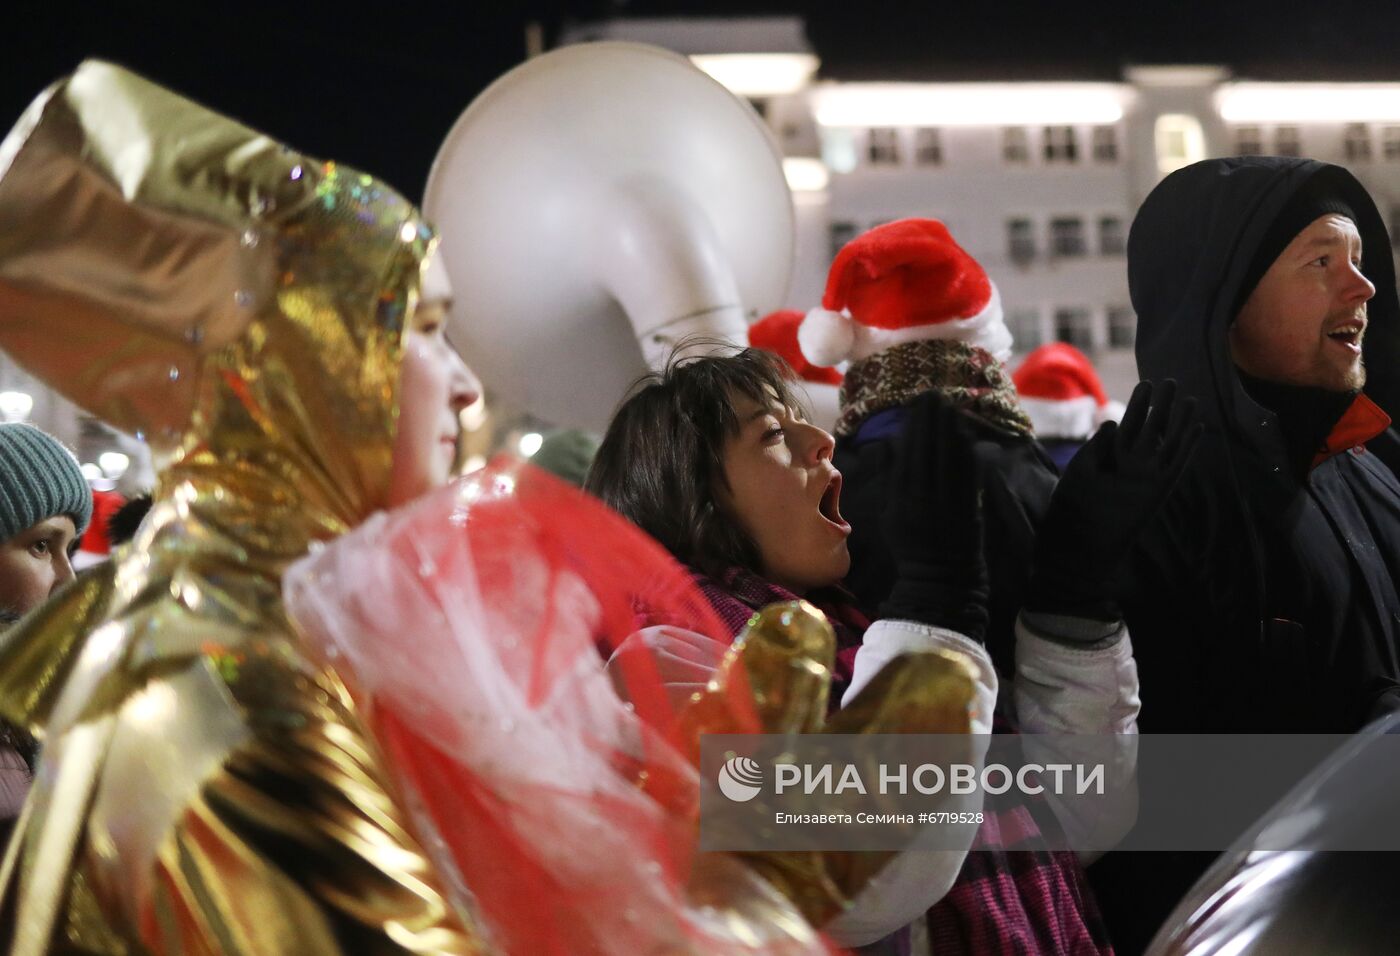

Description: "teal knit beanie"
531 429 601 488
0 424 92 542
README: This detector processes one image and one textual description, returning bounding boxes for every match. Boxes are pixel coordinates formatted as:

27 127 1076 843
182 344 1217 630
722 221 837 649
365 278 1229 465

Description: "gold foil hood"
0 60 428 479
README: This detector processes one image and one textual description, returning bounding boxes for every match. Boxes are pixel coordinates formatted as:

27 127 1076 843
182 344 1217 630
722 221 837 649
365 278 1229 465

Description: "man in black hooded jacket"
1091 156 1400 952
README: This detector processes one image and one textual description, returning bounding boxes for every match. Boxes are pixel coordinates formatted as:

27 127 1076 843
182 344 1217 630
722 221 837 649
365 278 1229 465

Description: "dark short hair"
107 492 153 547
585 346 802 579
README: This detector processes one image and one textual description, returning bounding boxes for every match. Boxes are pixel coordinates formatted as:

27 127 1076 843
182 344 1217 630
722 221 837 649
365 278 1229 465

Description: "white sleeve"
825 620 996 946
841 618 997 734
1013 616 1140 735
1013 615 1140 861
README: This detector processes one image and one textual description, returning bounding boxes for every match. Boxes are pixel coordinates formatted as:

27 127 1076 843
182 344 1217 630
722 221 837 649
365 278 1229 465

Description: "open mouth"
1327 323 1365 352
818 472 851 534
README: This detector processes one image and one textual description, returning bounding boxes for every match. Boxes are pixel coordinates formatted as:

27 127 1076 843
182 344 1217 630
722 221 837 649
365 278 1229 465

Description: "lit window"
1044 126 1078 162
867 128 901 165
1050 217 1086 257
821 128 859 174
1163 128 1187 157
1234 125 1264 155
1007 309 1043 351
1092 126 1118 162
1274 126 1301 156
915 128 943 165
1108 307 1136 349
1383 126 1400 161
1344 124 1372 161
1007 218 1036 262
1155 114 1206 175
1003 127 1030 163
1054 308 1095 351
1153 114 1209 176
1099 216 1125 255
829 221 858 260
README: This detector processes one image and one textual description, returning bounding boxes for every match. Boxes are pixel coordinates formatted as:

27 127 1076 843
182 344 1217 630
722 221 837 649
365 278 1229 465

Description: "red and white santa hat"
748 309 844 385
1012 343 1124 440
797 218 1012 367
74 488 124 571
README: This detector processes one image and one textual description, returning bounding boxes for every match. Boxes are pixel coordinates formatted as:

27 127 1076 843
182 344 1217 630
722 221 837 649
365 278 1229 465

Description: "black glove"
878 392 990 642
1026 379 1203 623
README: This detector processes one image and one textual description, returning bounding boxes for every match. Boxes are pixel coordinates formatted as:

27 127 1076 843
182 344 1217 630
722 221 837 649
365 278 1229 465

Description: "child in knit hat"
0 423 91 625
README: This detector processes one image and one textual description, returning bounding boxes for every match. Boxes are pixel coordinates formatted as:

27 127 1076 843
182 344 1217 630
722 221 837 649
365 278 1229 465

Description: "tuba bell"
424 41 797 432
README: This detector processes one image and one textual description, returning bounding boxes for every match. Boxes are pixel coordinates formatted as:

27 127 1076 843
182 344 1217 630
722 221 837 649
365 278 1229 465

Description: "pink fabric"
687 567 864 705
285 458 837 956
0 745 28 819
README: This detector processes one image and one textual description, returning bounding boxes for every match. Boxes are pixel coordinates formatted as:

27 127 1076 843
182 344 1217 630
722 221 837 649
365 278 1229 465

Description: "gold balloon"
677 601 980 929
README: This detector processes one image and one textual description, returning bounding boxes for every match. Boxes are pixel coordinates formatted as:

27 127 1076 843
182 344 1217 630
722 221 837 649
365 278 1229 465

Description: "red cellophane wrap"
285 457 836 955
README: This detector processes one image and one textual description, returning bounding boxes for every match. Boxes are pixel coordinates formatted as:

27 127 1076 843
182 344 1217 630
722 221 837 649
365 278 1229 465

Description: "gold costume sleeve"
0 584 486 954
145 662 481 953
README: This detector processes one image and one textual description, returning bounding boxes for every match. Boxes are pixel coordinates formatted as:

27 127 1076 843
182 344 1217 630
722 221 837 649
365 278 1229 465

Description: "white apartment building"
7 18 1400 472
564 17 1400 399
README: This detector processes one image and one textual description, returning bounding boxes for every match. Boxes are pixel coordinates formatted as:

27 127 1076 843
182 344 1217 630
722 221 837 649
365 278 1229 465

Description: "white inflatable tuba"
424 42 796 432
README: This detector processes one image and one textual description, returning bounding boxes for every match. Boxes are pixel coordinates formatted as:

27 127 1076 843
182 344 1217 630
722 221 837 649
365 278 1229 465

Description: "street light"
0 390 33 422
98 451 131 478
518 432 544 457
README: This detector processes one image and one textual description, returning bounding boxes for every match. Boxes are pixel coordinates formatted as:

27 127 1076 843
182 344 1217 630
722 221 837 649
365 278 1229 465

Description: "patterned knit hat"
530 429 601 488
0 424 92 542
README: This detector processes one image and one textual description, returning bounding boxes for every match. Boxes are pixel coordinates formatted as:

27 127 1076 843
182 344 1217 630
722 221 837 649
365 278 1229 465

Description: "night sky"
9 1 1400 201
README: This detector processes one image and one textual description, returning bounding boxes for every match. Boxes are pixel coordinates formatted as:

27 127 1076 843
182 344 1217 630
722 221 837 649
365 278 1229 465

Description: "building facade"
565 17 1400 399
9 20 1400 465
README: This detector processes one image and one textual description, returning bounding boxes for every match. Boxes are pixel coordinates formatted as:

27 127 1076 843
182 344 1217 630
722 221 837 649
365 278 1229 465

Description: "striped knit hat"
0 424 91 542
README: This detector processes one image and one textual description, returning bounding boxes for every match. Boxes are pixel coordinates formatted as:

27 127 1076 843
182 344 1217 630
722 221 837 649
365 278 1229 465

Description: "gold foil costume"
0 62 486 953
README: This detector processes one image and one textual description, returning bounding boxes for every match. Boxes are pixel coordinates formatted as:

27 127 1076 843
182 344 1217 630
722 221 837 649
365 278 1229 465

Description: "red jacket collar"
1313 393 1392 468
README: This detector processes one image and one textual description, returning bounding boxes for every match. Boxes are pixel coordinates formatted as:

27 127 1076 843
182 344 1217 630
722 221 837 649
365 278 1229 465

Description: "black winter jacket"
835 405 1058 677
1093 156 1400 955
1123 157 1400 734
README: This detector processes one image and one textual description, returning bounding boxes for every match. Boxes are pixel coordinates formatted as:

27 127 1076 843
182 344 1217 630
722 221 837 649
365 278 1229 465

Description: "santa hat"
797 218 1013 367
748 310 844 386
1012 343 1124 440
74 488 125 570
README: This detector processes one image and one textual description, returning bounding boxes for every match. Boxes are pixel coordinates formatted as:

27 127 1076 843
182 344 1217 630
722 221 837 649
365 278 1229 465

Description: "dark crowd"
0 54 1395 956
